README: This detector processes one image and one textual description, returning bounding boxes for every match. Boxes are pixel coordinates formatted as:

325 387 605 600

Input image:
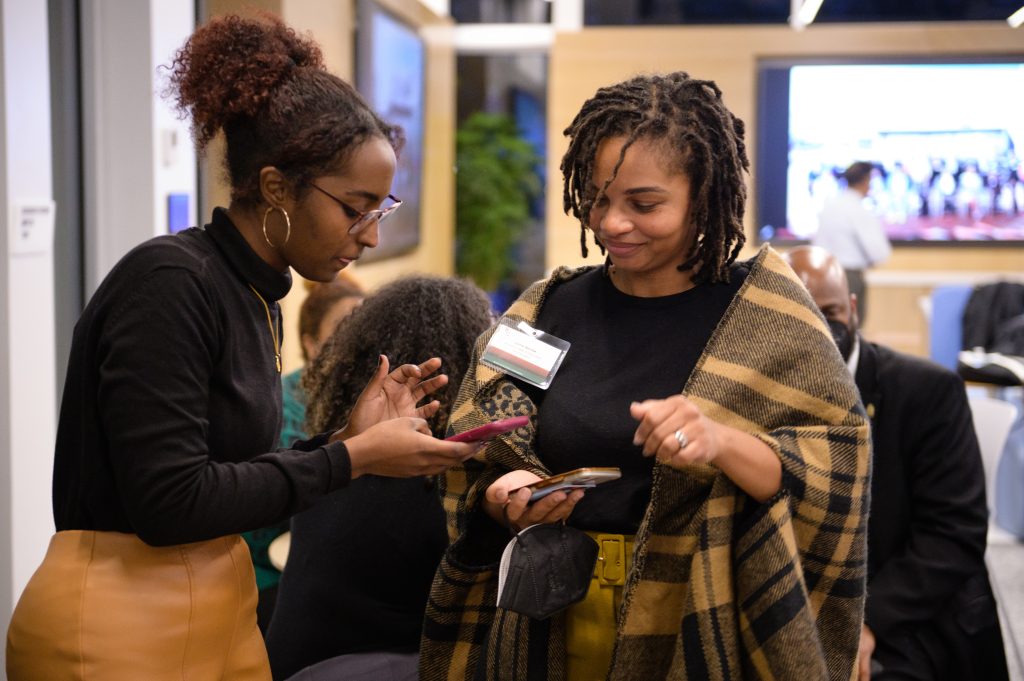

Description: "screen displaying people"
767 62 1024 242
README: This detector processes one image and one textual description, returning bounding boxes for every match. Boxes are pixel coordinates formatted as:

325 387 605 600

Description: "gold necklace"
248 284 281 373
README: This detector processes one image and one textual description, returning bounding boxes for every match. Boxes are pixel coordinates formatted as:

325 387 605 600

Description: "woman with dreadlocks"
421 72 870 681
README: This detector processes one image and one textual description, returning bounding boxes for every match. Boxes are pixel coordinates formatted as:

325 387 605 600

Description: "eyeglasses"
309 182 402 235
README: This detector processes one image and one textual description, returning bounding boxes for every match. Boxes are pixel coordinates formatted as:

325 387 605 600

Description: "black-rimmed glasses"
309 182 402 235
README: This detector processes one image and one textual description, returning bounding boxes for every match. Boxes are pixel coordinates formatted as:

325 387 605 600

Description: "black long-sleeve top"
53 208 352 546
520 265 747 533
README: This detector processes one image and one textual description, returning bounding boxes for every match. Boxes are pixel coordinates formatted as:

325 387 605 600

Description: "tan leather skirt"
5 530 271 681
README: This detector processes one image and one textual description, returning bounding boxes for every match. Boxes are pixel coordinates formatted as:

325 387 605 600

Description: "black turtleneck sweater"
52 208 352 546
521 264 748 533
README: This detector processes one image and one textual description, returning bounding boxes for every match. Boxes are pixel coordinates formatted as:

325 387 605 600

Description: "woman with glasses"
308 181 403 232
5 13 478 681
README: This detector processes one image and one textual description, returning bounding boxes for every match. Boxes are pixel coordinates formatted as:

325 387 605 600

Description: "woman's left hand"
630 394 720 470
631 394 782 502
334 355 448 440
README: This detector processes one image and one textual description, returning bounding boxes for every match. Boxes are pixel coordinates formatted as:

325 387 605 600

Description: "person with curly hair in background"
5 14 479 681
421 72 871 681
282 273 365 450
264 275 493 681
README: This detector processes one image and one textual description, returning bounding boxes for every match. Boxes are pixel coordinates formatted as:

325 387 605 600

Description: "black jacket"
961 282 1024 352
53 208 352 546
855 338 1008 680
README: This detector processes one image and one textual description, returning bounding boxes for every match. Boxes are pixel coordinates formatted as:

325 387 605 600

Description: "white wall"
82 0 196 295
151 1 199 240
0 1 197 664
0 0 57 662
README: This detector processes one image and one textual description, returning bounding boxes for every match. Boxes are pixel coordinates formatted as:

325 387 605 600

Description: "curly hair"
164 12 404 205
561 72 749 284
303 276 493 437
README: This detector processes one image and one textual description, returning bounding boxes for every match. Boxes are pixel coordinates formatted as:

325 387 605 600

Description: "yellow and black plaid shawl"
421 245 870 681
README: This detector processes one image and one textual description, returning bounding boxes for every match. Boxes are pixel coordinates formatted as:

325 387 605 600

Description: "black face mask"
828 318 855 362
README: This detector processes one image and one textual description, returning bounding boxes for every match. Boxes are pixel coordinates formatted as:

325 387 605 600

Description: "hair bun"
166 12 325 150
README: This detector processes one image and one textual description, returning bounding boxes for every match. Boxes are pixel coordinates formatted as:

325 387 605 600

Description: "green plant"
455 112 542 292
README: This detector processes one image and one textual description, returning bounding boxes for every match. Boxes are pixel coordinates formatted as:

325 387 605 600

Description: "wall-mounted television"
756 58 1024 245
356 0 425 261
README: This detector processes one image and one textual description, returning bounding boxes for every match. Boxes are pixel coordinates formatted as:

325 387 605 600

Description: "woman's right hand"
483 470 584 532
339 356 449 440
343 417 481 478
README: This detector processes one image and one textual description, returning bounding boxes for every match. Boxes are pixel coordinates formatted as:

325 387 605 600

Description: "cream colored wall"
548 22 1024 356
283 0 354 78
204 0 455 373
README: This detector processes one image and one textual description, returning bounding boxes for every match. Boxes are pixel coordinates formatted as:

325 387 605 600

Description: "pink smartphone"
444 415 530 443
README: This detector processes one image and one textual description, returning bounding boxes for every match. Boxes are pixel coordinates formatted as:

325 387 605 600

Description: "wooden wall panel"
548 23 1024 356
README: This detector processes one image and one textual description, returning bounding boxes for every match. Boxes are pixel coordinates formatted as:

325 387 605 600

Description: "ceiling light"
1008 5 1024 28
790 0 825 30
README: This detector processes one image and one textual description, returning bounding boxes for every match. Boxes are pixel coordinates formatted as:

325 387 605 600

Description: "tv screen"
356 1 425 261
756 59 1024 245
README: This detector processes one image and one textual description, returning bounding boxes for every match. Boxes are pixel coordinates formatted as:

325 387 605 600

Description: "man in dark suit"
783 246 1009 681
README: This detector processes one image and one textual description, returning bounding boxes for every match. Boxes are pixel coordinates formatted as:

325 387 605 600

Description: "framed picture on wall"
356 0 425 261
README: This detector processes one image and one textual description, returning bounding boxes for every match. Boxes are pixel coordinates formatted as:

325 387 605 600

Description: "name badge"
481 321 569 389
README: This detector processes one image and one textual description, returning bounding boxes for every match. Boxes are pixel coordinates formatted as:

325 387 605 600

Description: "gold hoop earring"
262 206 291 249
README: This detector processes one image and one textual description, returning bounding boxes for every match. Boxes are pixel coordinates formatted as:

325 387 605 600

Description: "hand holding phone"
512 467 621 502
444 415 530 443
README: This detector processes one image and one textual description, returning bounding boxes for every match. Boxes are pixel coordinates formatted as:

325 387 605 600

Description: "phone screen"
514 467 621 502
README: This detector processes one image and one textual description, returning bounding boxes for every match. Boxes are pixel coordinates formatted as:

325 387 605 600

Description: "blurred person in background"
784 245 1009 681
265 275 493 681
812 160 891 323
282 273 365 449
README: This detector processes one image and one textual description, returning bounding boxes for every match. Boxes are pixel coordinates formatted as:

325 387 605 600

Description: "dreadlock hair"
560 72 749 284
165 12 404 206
302 275 492 438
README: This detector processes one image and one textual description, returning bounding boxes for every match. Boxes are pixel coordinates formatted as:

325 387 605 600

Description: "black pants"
874 626 1009 681
872 575 1009 681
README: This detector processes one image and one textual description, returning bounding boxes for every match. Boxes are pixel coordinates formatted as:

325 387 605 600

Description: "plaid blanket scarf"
421 245 870 681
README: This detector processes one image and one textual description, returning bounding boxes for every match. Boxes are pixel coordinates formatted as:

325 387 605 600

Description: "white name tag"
481 321 569 389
